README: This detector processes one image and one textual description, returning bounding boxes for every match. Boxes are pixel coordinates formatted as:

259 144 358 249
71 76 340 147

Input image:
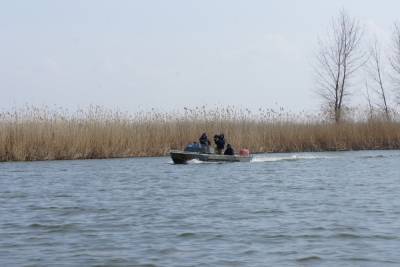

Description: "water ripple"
1 150 400 266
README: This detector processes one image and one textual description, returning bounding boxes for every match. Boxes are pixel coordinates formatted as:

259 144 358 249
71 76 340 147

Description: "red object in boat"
239 149 250 156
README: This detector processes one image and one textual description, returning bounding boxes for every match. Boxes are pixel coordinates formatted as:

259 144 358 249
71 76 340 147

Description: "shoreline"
1 147 399 163
2 106 400 162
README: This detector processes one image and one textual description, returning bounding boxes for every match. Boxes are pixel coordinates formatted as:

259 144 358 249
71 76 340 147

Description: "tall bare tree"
390 22 400 103
364 81 374 120
366 39 390 120
315 10 366 122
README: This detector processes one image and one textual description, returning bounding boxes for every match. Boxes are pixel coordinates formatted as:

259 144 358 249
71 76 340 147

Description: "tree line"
315 9 400 122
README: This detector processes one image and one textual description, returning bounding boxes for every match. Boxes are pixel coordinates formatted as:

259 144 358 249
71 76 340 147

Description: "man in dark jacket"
199 133 210 146
214 134 225 154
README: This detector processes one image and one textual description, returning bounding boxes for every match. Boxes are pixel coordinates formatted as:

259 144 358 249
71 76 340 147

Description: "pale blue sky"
0 0 399 112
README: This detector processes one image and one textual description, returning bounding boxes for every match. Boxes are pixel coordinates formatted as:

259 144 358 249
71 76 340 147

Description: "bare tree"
390 22 400 103
315 10 366 122
364 81 374 120
366 39 390 120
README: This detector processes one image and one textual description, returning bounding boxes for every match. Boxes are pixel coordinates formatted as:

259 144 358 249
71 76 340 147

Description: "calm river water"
1 150 400 266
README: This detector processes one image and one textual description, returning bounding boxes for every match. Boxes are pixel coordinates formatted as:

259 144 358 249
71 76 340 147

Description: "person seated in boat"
224 143 234 155
214 134 225 154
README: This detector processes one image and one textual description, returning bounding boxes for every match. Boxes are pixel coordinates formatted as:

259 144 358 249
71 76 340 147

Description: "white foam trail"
187 159 221 164
187 159 204 164
251 154 332 163
168 159 221 164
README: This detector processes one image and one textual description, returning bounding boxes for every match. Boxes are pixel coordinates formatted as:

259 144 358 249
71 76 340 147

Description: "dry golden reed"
1 105 400 161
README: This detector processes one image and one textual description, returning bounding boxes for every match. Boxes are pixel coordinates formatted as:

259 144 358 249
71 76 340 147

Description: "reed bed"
1 105 400 161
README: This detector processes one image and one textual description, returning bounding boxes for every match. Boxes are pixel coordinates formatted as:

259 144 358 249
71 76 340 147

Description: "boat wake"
186 159 222 164
167 159 222 164
251 154 332 163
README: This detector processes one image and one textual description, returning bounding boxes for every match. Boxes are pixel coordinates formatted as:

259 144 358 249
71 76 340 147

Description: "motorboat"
170 143 252 164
